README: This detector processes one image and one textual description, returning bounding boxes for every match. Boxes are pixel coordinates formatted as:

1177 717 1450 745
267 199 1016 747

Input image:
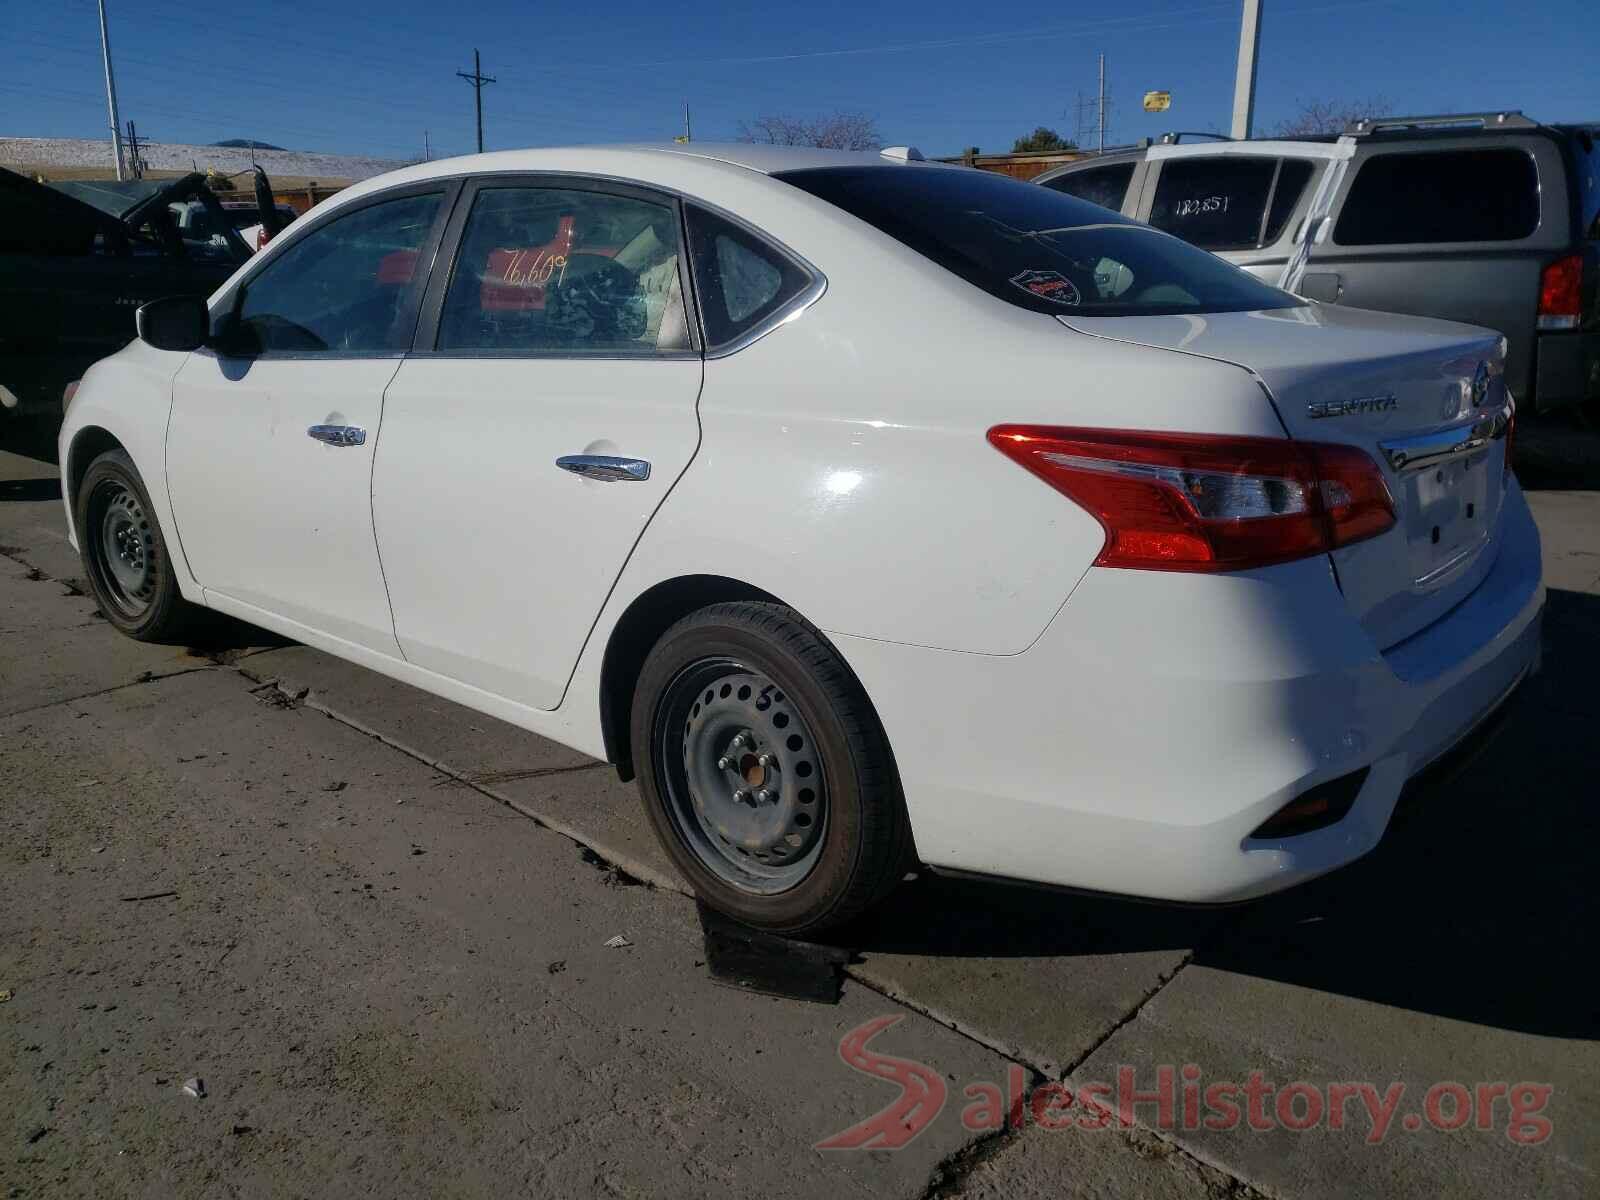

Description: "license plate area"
1403 448 1498 589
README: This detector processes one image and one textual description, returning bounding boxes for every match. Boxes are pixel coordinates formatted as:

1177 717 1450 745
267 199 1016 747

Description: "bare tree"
737 112 882 151
1272 95 1393 138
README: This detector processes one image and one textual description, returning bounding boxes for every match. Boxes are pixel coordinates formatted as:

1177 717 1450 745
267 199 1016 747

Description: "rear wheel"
631 601 912 934
76 449 199 641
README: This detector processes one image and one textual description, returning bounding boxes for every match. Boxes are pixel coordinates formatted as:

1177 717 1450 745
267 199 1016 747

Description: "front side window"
436 187 689 354
777 165 1299 318
1148 157 1279 250
1039 162 1136 213
1333 148 1540 245
234 192 442 353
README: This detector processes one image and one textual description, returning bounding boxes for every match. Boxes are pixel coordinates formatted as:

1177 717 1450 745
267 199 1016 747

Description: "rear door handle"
556 454 651 482
307 424 367 447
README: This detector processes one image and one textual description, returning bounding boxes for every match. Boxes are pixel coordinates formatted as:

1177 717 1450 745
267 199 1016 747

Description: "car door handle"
307 424 367 447
555 454 651 482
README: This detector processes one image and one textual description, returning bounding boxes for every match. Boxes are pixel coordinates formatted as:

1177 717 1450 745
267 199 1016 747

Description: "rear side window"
686 206 814 349
777 165 1299 318
435 186 689 355
1149 157 1277 250
1334 148 1540 245
1039 162 1136 213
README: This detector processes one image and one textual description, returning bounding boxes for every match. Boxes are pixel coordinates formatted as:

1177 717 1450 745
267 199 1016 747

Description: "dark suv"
0 168 254 432
1035 112 1599 414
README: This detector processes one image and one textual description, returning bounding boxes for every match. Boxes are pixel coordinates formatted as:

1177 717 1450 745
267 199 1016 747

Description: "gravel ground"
0 137 406 184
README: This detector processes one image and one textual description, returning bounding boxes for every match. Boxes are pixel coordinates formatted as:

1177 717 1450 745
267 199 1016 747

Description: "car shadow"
1515 410 1600 491
0 420 62 466
0 475 61 503
834 585 1598 1042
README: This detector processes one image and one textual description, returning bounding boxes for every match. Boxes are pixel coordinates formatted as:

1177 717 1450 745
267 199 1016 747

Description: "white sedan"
58 144 1543 932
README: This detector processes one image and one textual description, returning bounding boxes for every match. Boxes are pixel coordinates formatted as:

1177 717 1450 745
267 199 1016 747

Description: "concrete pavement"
2 441 1595 1198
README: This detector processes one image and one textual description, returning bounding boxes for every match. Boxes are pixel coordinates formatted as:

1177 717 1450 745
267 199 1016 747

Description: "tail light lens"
988 426 1396 572
1537 254 1582 330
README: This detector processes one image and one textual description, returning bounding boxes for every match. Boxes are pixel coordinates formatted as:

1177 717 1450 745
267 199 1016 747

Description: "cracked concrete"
3 443 1597 1198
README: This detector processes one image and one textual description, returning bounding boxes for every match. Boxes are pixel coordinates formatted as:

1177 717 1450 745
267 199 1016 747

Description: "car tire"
76 448 200 641
631 601 913 935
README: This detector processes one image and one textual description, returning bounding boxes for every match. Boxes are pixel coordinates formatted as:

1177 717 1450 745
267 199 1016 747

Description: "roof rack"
1345 110 1538 136
1157 131 1233 145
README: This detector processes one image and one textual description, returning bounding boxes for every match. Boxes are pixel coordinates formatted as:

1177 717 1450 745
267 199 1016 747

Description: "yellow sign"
1143 91 1172 113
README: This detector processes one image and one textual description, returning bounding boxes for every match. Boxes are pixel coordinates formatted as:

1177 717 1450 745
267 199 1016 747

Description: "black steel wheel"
631 601 912 933
662 661 829 894
76 448 199 641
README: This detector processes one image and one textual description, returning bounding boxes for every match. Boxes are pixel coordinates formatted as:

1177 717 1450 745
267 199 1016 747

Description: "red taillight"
987 426 1396 572
1537 254 1582 330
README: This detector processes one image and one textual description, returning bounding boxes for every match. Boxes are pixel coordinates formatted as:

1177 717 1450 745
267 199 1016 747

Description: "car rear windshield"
1148 156 1316 250
776 165 1300 317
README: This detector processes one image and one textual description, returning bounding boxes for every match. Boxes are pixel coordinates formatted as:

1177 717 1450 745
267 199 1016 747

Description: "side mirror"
135 295 209 352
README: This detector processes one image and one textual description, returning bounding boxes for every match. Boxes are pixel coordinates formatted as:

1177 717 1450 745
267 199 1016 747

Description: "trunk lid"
1060 302 1513 650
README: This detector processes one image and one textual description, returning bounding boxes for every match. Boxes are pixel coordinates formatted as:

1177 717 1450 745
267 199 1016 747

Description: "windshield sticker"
1010 269 1081 307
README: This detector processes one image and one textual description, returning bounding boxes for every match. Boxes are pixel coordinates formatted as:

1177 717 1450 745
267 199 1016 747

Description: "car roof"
315 143 959 218
420 142 944 178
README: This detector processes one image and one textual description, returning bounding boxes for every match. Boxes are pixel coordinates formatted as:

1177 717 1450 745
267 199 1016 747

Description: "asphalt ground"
2 419 1595 1199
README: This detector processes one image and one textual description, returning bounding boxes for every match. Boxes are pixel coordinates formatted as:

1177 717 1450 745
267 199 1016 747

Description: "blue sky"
1 0 1591 161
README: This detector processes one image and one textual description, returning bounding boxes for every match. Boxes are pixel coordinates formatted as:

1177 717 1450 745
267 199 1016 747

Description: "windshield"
775 165 1302 317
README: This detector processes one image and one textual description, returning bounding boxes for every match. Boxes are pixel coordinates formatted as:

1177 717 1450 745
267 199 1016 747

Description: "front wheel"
630 601 912 934
76 448 200 641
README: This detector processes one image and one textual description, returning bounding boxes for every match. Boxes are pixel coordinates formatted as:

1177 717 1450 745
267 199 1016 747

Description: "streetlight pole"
96 0 126 180
1230 0 1263 140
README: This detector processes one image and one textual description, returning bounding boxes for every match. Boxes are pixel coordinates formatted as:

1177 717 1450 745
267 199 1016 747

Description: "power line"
456 49 496 155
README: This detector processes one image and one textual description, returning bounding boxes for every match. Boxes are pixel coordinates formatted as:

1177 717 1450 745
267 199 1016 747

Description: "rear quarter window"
1333 147 1540 245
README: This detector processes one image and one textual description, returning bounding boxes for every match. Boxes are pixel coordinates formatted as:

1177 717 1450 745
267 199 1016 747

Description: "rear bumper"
832 483 1545 903
1533 330 1600 410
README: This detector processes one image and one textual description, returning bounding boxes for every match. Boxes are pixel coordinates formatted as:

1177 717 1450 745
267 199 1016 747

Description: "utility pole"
124 121 145 180
457 49 496 154
1097 53 1106 153
1230 0 1263 140
96 0 126 180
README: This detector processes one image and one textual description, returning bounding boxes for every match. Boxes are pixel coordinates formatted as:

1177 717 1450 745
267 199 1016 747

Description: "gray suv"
1035 112 1598 414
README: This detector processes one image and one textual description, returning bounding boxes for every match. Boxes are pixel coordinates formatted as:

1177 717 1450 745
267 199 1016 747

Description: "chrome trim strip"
1413 530 1490 588
1379 403 1511 474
